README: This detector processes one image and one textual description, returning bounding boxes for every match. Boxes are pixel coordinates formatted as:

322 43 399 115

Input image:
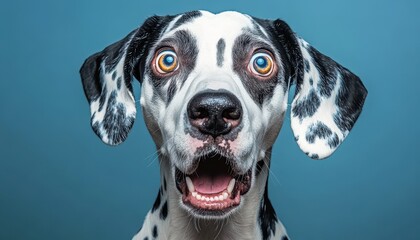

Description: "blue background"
1 0 419 239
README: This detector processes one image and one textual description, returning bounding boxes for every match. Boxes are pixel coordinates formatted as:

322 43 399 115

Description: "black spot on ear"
151 188 161 213
334 71 367 132
328 133 340 148
292 90 320 120
304 59 310 72
117 77 122 90
91 118 100 133
307 46 337 98
160 201 168 220
306 122 342 150
98 85 107 112
152 225 158 238
101 90 134 144
306 122 332 143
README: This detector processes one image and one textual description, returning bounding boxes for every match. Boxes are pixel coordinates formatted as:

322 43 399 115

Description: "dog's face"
80 11 366 218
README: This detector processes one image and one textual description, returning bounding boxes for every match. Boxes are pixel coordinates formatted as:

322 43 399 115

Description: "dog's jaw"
136 151 288 240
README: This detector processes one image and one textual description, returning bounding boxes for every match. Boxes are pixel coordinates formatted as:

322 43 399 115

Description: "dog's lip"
175 153 252 213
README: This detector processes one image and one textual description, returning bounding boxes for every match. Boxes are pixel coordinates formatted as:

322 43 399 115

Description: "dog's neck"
133 152 288 240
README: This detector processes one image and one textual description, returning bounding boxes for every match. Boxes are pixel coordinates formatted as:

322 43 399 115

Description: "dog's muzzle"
174 90 252 216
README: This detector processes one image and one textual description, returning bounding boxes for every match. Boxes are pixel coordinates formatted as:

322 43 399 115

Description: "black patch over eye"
232 34 282 105
148 30 199 105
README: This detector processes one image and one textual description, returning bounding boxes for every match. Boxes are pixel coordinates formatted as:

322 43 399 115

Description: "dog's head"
80 11 367 218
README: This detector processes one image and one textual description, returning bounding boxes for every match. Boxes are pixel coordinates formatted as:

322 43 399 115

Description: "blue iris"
255 56 268 68
163 55 175 66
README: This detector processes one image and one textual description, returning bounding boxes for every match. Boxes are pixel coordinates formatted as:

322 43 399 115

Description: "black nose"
187 91 242 137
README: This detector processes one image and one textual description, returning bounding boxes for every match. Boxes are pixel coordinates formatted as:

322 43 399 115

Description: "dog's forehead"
163 11 265 43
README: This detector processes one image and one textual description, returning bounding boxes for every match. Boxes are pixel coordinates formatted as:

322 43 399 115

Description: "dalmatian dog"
80 10 367 240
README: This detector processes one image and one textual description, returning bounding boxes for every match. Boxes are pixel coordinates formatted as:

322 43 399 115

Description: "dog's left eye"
249 52 274 77
156 50 178 73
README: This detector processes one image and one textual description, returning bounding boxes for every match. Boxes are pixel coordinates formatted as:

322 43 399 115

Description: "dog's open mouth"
175 153 252 215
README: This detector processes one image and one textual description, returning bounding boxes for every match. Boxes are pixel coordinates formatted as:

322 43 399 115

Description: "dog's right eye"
249 52 274 77
155 50 179 74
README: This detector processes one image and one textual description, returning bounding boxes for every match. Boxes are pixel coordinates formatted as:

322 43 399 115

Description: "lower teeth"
191 191 229 202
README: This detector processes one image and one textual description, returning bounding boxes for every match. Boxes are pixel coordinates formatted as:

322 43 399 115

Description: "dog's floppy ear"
80 16 171 145
272 20 367 159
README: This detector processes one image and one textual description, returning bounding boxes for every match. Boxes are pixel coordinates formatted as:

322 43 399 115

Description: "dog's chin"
175 152 252 219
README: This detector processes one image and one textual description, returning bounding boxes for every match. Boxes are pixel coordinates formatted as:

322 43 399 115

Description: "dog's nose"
187 91 242 137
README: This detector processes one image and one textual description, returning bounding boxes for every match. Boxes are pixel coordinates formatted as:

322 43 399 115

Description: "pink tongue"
191 175 231 194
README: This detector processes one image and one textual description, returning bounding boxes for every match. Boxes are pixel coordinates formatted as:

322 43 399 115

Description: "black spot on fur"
167 80 177 104
282 236 289 240
112 71 117 80
249 18 268 39
102 40 129 75
307 46 337 98
311 154 319 159
91 119 99 136
328 133 340 148
152 225 158 238
97 84 107 112
80 52 102 102
216 38 225 67
143 237 148 240
117 77 122 90
258 179 278 240
292 90 320 120
334 70 368 132
256 160 265 176
151 188 161 213
170 11 202 31
304 59 310 72
160 201 168 220
306 122 332 143
163 177 167 191
101 90 135 144
309 77 313 85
